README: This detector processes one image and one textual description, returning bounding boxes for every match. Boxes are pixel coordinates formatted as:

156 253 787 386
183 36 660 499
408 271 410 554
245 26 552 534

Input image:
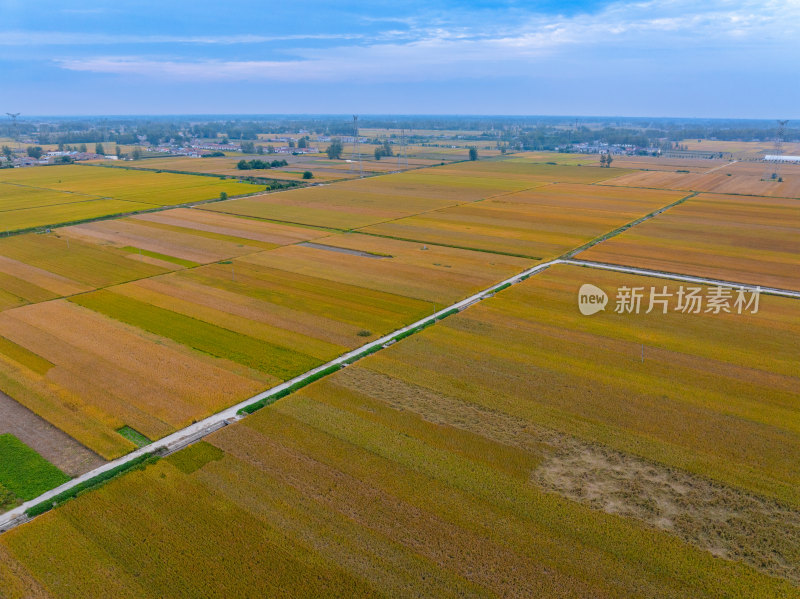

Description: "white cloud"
0 31 361 46
52 0 800 82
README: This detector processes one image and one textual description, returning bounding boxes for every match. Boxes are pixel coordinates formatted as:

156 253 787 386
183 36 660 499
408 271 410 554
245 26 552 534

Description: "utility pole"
763 119 789 181
351 115 363 177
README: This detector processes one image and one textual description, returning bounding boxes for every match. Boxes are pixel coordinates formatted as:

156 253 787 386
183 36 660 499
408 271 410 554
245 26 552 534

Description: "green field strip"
0 434 70 501
117 426 152 448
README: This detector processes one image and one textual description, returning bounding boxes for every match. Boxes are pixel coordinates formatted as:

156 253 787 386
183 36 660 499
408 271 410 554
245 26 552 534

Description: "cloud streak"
53 0 799 84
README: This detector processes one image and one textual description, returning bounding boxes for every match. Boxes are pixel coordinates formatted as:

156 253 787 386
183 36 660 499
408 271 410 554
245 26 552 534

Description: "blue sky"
0 0 797 117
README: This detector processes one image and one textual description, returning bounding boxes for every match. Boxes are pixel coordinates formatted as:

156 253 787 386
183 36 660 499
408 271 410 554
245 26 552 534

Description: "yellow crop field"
201 157 604 230
0 184 102 212
201 177 482 230
360 265 800 505
1 264 797 595
0 233 169 296
679 139 800 159
581 192 800 290
362 183 687 259
601 160 800 198
0 165 266 232
0 224 533 456
131 208 324 245
0 300 266 458
239 233 534 305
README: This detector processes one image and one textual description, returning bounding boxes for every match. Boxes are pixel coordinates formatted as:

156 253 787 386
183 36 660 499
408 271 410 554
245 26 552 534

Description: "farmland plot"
362 183 686 259
200 157 593 230
601 161 800 198
0 165 266 231
581 192 800 290
1 263 797 596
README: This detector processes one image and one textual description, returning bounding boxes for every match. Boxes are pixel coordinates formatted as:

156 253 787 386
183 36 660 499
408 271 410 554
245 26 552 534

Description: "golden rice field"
200 173 496 230
601 160 800 198
0 264 797 596
361 183 687 259
201 159 627 230
0 225 535 458
237 233 534 305
581 192 800 291
0 165 265 231
679 139 800 159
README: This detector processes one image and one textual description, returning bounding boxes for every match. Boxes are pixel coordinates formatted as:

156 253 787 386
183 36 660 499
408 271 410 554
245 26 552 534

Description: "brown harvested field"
361 183 688 259
0 390 103 476
581 192 800 290
240 233 534 304
601 160 800 198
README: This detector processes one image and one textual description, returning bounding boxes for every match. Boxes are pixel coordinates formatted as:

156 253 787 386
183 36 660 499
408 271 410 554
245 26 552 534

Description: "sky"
0 0 798 118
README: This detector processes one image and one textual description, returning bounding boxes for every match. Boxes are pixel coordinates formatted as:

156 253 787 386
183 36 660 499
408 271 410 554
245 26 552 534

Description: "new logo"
578 284 608 315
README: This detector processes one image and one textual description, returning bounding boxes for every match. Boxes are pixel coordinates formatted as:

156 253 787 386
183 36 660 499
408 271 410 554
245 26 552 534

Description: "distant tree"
132 148 142 160
326 139 343 160
115 145 122 158
1 145 12 160
256 145 264 155
58 143 64 151
298 137 308 149
220 191 228 201
79 143 87 153
375 141 393 160
606 153 613 167
240 141 255 154
302 171 313 179
95 143 105 155
57 155 73 164
26 146 43 159
237 159 252 170
220 136 229 144
288 139 295 148
468 147 478 161
266 145 275 154
599 154 607 167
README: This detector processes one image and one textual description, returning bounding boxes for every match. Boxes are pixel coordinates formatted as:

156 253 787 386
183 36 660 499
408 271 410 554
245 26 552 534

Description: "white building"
764 155 800 162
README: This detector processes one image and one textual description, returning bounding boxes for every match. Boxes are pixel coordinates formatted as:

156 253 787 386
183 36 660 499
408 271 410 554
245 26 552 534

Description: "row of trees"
236 159 288 170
